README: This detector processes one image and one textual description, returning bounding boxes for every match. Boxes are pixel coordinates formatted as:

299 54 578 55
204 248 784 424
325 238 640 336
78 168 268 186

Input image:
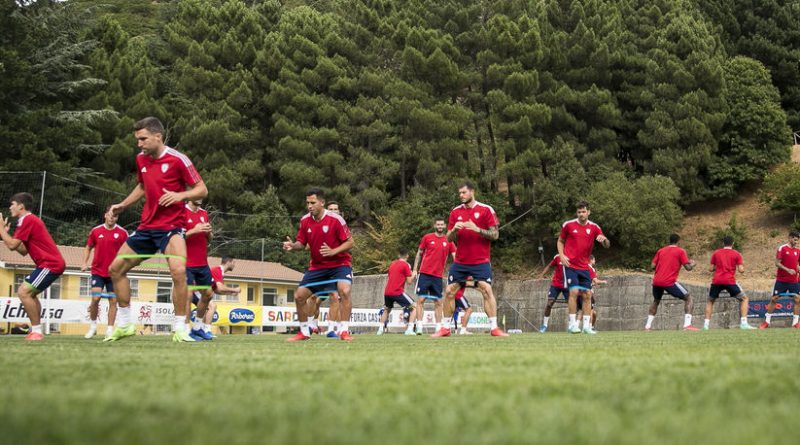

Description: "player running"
105 117 208 343
538 254 569 333
81 210 128 339
576 256 606 331
704 236 756 330
433 180 507 337
0 193 67 341
283 189 355 341
759 231 800 329
558 201 610 334
412 217 456 334
182 199 217 341
646 234 698 331
307 201 342 338
377 249 416 335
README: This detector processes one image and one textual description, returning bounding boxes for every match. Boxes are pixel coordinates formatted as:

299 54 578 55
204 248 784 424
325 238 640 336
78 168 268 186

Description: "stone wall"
351 274 781 332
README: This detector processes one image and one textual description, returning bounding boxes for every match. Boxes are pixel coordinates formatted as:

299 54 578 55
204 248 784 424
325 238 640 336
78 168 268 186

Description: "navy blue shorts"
564 267 592 291
447 262 492 285
126 228 185 255
547 285 569 301
299 266 353 294
90 275 114 295
455 295 471 310
772 281 800 297
709 284 744 300
24 267 63 293
384 293 415 308
187 266 214 305
416 273 444 299
653 283 689 301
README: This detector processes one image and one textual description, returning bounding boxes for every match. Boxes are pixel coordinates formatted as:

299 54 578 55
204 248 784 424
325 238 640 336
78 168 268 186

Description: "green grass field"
1 330 798 445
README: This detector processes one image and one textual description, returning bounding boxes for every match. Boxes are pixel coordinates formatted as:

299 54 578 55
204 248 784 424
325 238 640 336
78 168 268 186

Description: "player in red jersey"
81 210 128 340
576 256 607 330
760 231 800 329
105 117 208 343
203 256 240 336
451 285 474 335
412 217 456 334
646 234 697 331
0 192 66 341
182 199 218 341
306 201 343 338
704 236 756 330
377 249 416 335
558 201 610 334
538 254 569 333
433 180 507 337
283 189 355 341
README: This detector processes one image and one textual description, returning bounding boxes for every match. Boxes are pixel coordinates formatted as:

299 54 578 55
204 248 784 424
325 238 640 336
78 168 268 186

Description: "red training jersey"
183 205 210 268
652 245 690 287
548 255 565 288
136 147 202 230
13 213 65 273
559 219 603 271
417 233 456 278
589 265 597 280
296 210 352 270
86 224 128 276
384 259 411 296
448 202 499 265
710 247 742 285
211 265 224 285
454 287 466 300
775 243 800 283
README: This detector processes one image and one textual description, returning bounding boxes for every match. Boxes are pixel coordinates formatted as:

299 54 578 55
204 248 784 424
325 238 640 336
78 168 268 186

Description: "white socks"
569 314 577 328
704 319 711 329
645 315 655 329
683 314 692 327
542 316 549 328
300 322 310 337
740 317 747 325
489 317 498 330
173 315 186 332
105 326 113 335
794 315 799 325
31 324 43 334
765 313 772 324
582 315 591 329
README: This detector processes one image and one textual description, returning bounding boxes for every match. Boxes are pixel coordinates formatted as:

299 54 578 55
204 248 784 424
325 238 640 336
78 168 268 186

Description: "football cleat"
683 325 700 331
490 328 509 337
103 323 135 342
339 331 354 341
758 322 769 329
287 332 311 342
430 328 451 338
24 332 44 341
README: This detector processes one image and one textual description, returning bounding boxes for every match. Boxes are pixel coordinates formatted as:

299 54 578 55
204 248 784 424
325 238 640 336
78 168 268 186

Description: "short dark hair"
669 233 680 244
398 248 408 257
790 231 800 238
576 201 590 210
458 180 475 191
10 193 34 212
221 256 234 264
723 236 734 246
434 217 445 223
306 188 325 202
326 201 338 208
134 116 164 135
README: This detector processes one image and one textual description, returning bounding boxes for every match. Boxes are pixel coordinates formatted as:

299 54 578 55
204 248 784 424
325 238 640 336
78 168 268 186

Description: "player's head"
575 201 591 222
433 217 446 234
104 206 119 226
789 231 800 246
669 233 680 245
9 192 34 217
221 255 235 271
305 188 326 217
134 117 165 155
398 248 408 259
190 199 203 208
589 254 596 265
326 201 340 215
722 236 734 247
458 180 476 204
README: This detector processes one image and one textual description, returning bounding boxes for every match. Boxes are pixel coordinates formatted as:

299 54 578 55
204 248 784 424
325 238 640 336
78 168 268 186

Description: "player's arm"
538 262 553 280
737 263 745 273
446 226 459 242
159 181 208 207
216 282 240 295
186 222 212 238
557 237 570 267
412 249 423 279
0 213 24 253
596 234 610 248
683 260 696 271
283 236 306 251
775 258 795 276
320 237 354 257
81 245 93 272
108 183 145 216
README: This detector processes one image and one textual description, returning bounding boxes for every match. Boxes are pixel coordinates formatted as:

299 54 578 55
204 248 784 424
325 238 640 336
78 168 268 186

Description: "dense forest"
1 0 797 271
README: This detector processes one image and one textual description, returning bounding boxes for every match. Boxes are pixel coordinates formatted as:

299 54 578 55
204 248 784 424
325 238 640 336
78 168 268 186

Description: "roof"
0 244 302 283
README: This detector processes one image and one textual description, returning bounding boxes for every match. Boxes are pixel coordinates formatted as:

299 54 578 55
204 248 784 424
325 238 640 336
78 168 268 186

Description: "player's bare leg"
336 281 353 341
432 283 460 337
287 287 313 341
105 244 144 341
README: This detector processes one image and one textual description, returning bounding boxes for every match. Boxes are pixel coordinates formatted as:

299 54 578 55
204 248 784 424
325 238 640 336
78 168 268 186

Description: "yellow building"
0 244 302 335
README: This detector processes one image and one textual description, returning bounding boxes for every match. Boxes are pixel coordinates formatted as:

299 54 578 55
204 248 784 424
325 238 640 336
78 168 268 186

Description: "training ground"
1 330 797 445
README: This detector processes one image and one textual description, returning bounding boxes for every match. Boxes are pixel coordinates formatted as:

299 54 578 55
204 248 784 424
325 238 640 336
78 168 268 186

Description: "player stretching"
106 117 208 342
0 193 66 341
81 210 128 339
558 201 610 335
538 254 569 333
377 249 416 335
704 236 756 330
202 256 241 336
646 234 697 331
307 201 342 338
433 180 507 337
283 189 355 341
183 199 218 340
760 231 800 329
412 217 456 334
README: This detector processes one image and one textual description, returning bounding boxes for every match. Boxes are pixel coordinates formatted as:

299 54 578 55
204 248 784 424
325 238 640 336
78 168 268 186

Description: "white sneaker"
84 326 97 339
459 329 472 335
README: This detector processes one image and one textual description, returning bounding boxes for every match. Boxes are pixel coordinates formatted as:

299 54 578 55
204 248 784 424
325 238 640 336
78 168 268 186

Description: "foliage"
706 213 749 251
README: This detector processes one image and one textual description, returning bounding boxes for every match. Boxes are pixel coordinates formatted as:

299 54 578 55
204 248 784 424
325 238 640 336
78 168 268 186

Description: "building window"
14 273 26 293
247 286 255 303
130 279 139 299
286 288 295 303
80 276 91 297
156 281 172 303
49 277 61 299
224 284 240 302
262 287 277 306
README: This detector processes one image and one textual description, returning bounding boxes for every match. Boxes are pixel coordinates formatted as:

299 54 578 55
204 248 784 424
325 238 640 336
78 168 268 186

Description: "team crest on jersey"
188 219 193 224
200 216 205 222
474 212 480 219
442 242 447 246
322 225 329 233
114 233 119 239
161 164 169 173
586 228 591 234
307 228 312 233
141 167 147 173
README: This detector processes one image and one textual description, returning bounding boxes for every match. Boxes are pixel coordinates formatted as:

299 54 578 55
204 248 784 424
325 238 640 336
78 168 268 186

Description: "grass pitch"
1 329 798 445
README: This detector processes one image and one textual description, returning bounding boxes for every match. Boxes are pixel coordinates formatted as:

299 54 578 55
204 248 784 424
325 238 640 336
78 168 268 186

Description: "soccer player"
412 217 456 334
183 199 216 340
577 255 606 330
307 201 342 338
434 180 507 337
538 254 569 333
377 249 416 335
558 201 610 335
81 210 128 339
704 236 756 330
283 189 355 341
452 286 473 335
759 231 800 329
105 117 208 342
0 192 66 341
203 256 241 336
646 234 698 331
